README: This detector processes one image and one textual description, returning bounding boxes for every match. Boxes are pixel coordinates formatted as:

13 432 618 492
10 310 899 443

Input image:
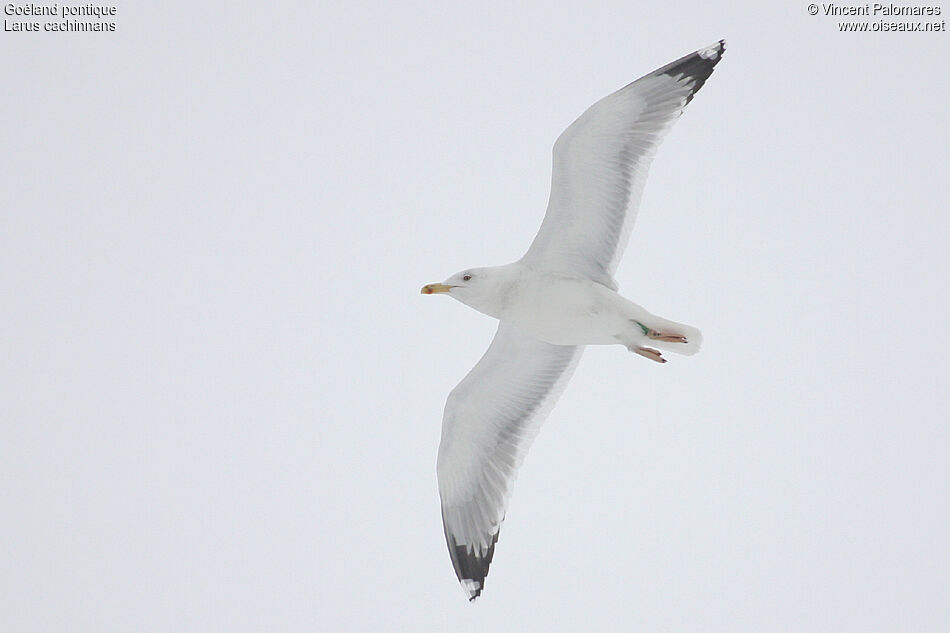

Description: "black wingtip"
444 523 500 602
651 39 726 104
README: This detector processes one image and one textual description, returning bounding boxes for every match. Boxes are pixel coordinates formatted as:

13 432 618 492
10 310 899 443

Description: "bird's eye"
462 274 472 281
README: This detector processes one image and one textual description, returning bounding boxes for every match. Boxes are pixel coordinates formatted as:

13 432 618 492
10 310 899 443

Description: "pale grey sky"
2 2 948 632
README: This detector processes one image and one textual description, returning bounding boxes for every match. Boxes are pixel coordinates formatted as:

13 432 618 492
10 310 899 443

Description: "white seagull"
422 40 726 601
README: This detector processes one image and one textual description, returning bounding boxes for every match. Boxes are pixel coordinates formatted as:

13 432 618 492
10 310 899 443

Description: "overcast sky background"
2 1 948 632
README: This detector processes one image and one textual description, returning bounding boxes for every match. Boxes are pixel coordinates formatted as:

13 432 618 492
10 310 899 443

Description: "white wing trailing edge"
437 324 582 600
521 40 726 290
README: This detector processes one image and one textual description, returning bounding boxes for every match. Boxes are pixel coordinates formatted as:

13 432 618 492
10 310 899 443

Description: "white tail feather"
620 314 702 356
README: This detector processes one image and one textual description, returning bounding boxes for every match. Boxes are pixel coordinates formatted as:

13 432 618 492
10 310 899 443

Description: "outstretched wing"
520 40 726 290
437 323 583 600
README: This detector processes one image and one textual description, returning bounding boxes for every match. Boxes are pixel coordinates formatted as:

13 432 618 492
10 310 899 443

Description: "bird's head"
421 266 511 317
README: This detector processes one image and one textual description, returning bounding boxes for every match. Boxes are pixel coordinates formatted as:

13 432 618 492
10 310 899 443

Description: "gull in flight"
422 40 726 601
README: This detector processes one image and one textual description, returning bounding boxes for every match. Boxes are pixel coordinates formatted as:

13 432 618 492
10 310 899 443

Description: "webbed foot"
630 346 666 363
647 329 688 344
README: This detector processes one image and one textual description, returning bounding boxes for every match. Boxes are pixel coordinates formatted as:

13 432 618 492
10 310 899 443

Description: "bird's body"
422 40 726 601
444 263 701 351
501 268 639 345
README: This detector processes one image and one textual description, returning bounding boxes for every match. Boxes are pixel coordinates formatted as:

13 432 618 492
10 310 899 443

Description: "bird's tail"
623 314 702 356
657 320 702 356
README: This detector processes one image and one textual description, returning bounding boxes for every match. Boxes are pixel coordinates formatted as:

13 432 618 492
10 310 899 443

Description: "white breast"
500 272 630 345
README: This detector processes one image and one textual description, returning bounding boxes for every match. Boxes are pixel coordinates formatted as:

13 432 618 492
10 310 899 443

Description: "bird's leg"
647 330 688 344
630 346 666 363
633 320 688 344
